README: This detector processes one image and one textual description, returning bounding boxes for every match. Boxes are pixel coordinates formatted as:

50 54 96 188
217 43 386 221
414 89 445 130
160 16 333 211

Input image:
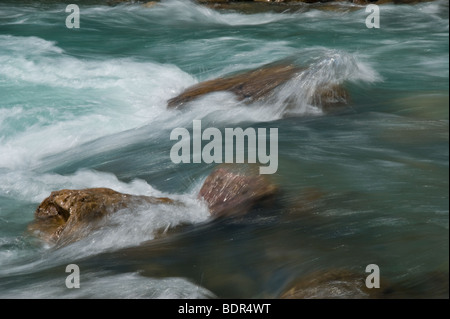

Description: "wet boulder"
280 269 394 299
28 188 174 245
198 165 279 218
168 63 302 109
29 165 280 245
167 61 348 111
279 268 449 299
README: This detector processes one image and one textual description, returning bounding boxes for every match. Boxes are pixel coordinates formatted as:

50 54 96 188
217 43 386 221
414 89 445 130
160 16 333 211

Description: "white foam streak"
0 35 196 170
148 0 288 26
0 272 215 299
0 35 64 55
266 51 381 118
0 43 193 91
0 169 167 204
0 168 210 272
54 194 209 258
165 51 381 124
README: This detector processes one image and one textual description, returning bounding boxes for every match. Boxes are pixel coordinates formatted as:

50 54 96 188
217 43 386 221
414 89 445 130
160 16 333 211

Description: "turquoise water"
0 0 448 298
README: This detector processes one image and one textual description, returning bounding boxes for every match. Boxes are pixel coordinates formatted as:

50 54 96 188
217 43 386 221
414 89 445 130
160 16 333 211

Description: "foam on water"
0 33 380 173
52 194 209 257
0 169 167 203
0 272 215 299
0 168 210 275
178 49 381 122
135 0 289 27
0 35 64 55
0 35 196 170
268 50 381 118
0 40 191 91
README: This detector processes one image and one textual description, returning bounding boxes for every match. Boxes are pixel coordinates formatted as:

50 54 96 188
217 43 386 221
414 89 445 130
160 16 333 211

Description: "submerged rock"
28 188 174 245
280 269 394 299
167 61 349 111
279 268 449 299
198 165 279 218
142 1 158 8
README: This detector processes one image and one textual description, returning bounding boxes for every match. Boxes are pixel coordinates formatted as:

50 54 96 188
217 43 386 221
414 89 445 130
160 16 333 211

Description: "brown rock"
312 84 349 111
143 1 158 8
198 165 279 217
280 268 449 299
168 62 303 109
286 187 326 217
167 61 349 112
280 269 394 299
28 188 174 245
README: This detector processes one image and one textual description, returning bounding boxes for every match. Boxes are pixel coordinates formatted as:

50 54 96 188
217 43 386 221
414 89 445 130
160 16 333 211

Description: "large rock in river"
198 165 279 218
279 268 449 299
167 61 348 111
29 166 280 245
28 188 174 245
168 63 302 109
280 269 394 299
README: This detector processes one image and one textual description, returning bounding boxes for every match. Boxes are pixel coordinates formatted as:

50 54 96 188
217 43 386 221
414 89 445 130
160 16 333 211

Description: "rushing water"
0 0 448 298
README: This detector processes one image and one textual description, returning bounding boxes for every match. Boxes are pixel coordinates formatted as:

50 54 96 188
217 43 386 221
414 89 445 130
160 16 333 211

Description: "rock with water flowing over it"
168 63 301 108
29 166 279 245
167 61 348 111
279 268 449 299
28 188 174 245
279 269 394 299
198 165 279 218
